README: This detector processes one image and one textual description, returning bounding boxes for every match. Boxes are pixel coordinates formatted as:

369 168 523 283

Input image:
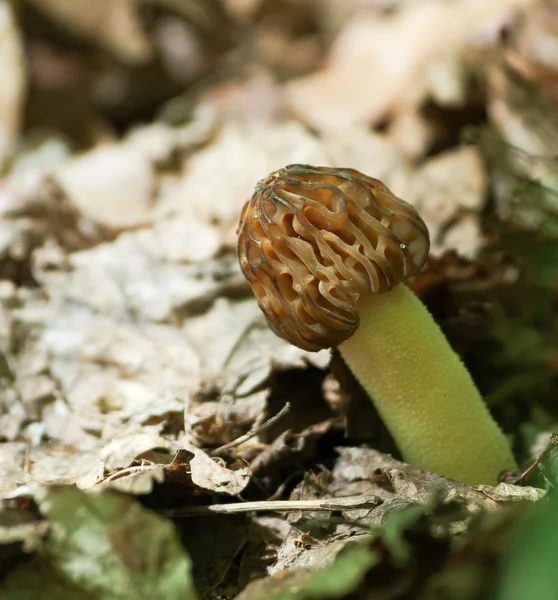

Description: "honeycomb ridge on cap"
237 164 430 351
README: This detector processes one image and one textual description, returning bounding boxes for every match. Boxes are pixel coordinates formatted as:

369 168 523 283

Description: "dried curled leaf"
237 165 429 351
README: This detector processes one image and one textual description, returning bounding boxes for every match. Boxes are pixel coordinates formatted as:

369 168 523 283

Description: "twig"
210 402 291 456
515 432 558 485
162 494 382 518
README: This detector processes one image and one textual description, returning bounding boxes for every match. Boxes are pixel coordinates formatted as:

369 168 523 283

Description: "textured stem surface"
339 284 517 484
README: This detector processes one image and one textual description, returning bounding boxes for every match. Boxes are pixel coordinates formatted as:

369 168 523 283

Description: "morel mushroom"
237 164 517 484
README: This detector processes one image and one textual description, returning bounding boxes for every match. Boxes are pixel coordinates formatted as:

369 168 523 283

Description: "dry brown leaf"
54 146 155 229
0 441 104 496
0 442 28 496
188 390 269 449
0 1 25 171
184 297 329 391
286 0 535 132
97 441 250 497
189 445 250 495
332 447 544 509
485 3 558 218
155 120 328 259
321 128 409 189
201 71 282 124
387 106 434 160
402 145 486 257
27 444 103 487
99 432 176 472
269 446 544 574
318 0 417 35
26 0 153 65
99 464 166 495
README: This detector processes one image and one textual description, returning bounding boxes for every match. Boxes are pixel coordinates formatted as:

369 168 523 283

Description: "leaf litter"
1 0 558 598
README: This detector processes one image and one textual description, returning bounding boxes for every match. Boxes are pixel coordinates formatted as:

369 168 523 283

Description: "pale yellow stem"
338 284 517 484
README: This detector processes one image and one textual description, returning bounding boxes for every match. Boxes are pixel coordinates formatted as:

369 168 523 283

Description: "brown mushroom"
237 164 517 484
238 164 429 351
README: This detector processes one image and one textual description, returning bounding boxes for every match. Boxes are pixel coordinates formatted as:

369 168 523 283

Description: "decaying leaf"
0 0 25 171
189 444 250 495
403 145 487 257
0 486 197 599
55 144 155 229
2 1 558 597
285 0 535 132
26 0 153 65
236 542 378 600
483 0 558 232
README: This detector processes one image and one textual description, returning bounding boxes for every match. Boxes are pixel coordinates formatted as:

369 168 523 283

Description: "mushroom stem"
338 284 517 484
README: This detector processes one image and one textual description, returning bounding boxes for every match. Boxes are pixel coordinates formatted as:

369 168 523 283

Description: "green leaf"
496 492 558 600
236 542 378 600
1 486 197 600
380 504 426 566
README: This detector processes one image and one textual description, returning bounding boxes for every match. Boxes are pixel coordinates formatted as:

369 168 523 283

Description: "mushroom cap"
237 164 430 351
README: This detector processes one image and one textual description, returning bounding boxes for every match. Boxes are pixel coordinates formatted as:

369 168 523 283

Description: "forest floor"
1 1 558 598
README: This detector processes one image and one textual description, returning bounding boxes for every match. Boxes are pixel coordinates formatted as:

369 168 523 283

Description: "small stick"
210 402 291 456
515 432 558 485
162 494 382 518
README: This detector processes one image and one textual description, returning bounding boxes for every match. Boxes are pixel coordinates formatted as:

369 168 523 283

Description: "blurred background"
2 0 557 449
2 0 558 598
3 0 558 252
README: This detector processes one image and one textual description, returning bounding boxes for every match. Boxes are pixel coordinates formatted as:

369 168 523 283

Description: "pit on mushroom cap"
237 164 430 351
